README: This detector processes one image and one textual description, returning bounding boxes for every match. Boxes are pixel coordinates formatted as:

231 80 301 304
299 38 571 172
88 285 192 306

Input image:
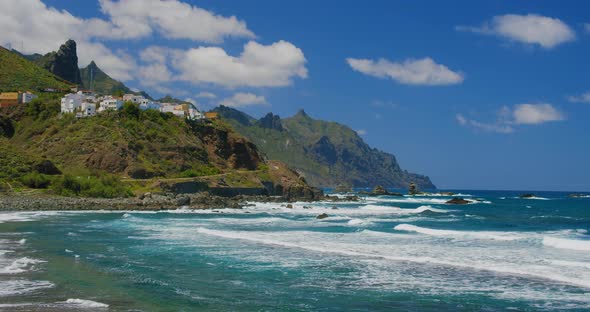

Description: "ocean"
0 190 589 311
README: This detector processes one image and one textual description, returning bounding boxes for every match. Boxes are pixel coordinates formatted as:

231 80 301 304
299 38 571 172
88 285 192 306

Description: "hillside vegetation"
215 106 435 189
0 100 318 198
0 46 71 92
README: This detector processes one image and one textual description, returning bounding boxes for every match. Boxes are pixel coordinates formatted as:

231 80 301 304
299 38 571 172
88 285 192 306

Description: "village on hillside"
0 89 219 120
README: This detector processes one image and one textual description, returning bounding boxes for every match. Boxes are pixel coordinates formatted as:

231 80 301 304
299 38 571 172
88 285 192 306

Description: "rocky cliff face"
256 113 283 131
36 40 82 85
214 106 436 189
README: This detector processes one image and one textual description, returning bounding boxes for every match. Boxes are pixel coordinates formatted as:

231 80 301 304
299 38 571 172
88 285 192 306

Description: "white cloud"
457 103 564 133
568 92 590 103
137 63 172 86
98 0 255 42
355 129 368 136
456 114 514 134
220 93 268 107
457 14 575 49
346 57 464 86
512 103 565 124
196 92 217 99
172 40 307 88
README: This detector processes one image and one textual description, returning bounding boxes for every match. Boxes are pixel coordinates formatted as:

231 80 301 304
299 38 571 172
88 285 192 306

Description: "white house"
20 92 37 104
81 102 96 117
99 96 123 112
188 108 205 120
61 92 85 113
139 100 161 111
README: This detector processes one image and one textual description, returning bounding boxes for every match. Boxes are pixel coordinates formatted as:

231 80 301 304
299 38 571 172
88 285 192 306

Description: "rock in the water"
334 184 353 193
371 185 389 195
520 194 536 198
446 197 470 205
286 204 293 208
316 213 329 219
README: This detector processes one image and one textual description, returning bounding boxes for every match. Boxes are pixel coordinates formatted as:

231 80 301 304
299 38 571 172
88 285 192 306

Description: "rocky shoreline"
0 192 359 211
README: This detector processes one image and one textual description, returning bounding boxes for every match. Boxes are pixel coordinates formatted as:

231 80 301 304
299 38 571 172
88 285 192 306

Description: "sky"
0 0 589 191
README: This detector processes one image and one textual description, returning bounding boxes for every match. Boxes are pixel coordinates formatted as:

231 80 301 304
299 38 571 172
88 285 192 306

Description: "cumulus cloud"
0 0 256 83
457 103 564 133
196 92 217 99
568 92 590 103
512 104 565 124
220 93 268 107
346 57 464 86
172 41 307 88
355 129 368 136
457 14 575 48
98 0 255 42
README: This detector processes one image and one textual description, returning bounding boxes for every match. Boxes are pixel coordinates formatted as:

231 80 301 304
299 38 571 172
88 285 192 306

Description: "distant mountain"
34 39 82 85
214 106 435 189
80 61 134 96
0 46 71 92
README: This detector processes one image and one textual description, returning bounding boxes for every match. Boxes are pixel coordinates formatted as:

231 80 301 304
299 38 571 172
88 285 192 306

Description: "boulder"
316 213 329 219
175 195 190 206
446 197 470 205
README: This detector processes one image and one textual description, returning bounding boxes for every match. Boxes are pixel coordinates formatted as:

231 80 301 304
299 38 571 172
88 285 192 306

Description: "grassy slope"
0 46 71 92
80 62 132 95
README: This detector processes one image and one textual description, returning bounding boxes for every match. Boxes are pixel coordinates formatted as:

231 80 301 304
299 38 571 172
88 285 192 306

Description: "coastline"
0 192 358 211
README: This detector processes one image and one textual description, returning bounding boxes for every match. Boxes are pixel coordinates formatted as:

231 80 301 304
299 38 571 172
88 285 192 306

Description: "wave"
393 224 521 241
63 299 109 308
543 237 590 251
0 280 54 297
194 227 590 288
0 257 46 274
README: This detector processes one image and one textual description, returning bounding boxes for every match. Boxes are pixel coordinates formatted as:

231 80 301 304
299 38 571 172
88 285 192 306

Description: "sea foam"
542 237 590 251
393 224 521 241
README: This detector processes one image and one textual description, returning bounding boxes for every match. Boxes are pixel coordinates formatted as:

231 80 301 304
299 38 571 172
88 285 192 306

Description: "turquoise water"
1 191 589 311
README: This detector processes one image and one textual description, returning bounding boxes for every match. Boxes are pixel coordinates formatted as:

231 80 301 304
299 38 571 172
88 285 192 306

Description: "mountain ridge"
213 105 435 189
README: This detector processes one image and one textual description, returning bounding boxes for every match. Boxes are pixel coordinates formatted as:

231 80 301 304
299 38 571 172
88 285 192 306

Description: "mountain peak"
294 109 310 119
37 39 82 85
256 113 283 131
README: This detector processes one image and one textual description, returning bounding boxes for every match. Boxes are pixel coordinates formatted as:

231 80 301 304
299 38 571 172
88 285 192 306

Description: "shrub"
51 173 132 198
20 172 51 189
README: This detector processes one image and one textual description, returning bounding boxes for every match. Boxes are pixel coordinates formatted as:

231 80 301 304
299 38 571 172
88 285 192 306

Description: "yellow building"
0 92 20 107
204 112 219 119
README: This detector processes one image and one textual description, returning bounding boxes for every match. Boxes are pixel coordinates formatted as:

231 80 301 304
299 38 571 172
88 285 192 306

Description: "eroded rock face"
85 146 129 173
40 40 82 85
197 125 262 170
256 113 283 131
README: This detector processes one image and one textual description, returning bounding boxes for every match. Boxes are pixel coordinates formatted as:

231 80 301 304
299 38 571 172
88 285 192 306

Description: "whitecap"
63 299 109 308
0 257 46 274
543 237 590 251
393 224 521 241
0 280 54 297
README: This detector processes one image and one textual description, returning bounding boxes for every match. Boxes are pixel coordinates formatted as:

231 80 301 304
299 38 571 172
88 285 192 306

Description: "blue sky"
1 0 589 191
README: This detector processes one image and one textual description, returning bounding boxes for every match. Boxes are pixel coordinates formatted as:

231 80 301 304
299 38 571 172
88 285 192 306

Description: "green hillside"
214 106 435 189
0 46 71 92
80 61 134 95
